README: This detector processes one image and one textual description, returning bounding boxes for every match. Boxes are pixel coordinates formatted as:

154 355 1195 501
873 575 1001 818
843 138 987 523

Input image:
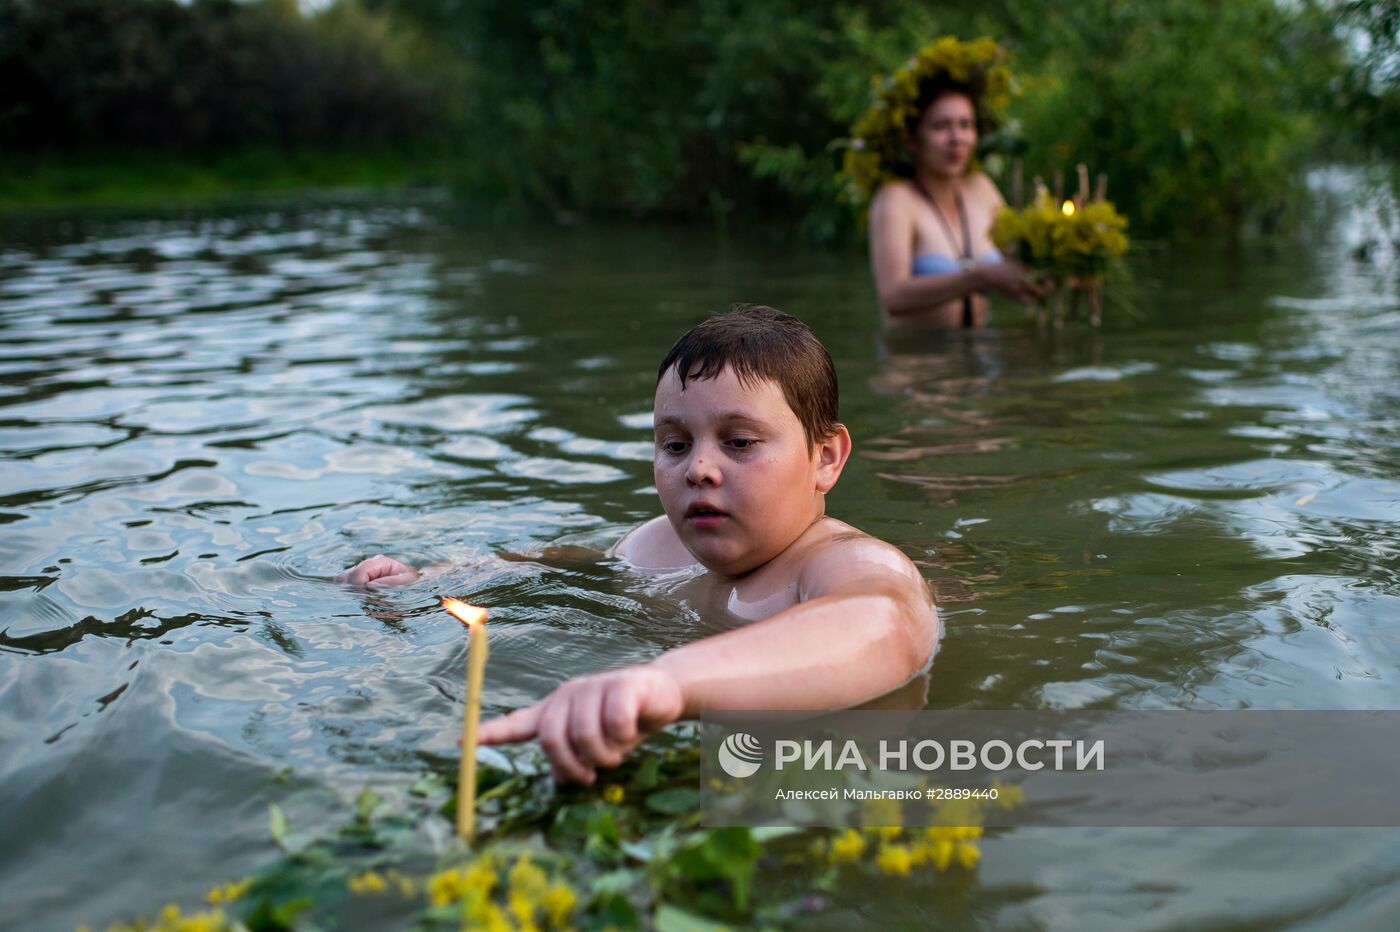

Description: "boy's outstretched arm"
478 539 937 783
335 543 624 588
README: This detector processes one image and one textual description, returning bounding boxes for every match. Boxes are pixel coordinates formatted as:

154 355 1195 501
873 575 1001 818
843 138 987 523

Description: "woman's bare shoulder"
965 171 1005 204
873 178 919 205
870 180 919 228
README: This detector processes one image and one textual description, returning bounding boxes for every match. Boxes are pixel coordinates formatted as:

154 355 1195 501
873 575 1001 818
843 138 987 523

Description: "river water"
2 167 1398 930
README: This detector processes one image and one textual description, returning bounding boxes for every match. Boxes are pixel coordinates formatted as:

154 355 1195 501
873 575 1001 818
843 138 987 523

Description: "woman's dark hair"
657 305 839 447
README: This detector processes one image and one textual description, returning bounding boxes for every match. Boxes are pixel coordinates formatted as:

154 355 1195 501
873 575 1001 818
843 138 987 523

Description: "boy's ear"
814 424 853 494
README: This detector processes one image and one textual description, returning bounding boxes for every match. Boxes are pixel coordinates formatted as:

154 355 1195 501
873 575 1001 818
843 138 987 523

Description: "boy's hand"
478 665 685 784
335 554 422 587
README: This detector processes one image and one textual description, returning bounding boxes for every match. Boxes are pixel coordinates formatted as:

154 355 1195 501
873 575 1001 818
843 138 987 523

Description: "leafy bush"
376 0 1349 238
0 0 1369 237
0 0 439 149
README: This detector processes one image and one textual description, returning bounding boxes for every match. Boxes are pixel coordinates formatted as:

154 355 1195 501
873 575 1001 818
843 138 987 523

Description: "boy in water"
338 306 938 783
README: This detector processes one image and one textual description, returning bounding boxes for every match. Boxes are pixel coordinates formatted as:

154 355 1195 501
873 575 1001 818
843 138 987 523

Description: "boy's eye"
661 440 690 455
728 438 755 450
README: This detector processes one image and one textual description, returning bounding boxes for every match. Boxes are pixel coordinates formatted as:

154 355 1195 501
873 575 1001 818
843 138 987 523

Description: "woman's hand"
477 665 685 784
977 260 1042 303
335 554 422 587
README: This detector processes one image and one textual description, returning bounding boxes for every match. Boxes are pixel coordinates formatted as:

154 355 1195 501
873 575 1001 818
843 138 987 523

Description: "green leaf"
654 904 731 932
585 807 622 864
703 827 759 865
645 788 700 815
635 755 662 790
410 772 447 797
589 869 640 897
354 786 381 825
704 828 758 909
590 892 641 930
268 803 289 849
550 803 594 843
421 903 462 923
621 840 655 863
242 894 312 932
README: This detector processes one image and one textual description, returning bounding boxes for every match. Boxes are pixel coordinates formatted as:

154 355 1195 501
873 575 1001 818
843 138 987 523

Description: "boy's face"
653 364 842 577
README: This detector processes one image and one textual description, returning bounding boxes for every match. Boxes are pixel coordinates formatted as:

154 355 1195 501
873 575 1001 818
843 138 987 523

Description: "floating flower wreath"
839 36 1017 206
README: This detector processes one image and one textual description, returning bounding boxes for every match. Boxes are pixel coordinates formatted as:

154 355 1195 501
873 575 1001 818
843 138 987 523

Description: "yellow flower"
861 796 903 830
507 854 548 897
910 823 985 871
602 783 625 805
463 896 513 932
204 877 253 905
828 828 867 864
507 889 536 927
994 195 1129 278
347 870 388 895
426 859 497 907
109 904 231 932
386 869 418 898
543 882 577 928
876 844 915 877
427 868 464 907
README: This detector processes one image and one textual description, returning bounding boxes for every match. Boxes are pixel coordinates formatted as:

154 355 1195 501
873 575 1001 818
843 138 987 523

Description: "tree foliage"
0 0 1374 238
372 0 1351 237
1334 0 1400 154
0 0 438 149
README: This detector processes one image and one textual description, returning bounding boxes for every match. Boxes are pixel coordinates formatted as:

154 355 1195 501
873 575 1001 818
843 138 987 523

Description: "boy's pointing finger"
477 705 541 745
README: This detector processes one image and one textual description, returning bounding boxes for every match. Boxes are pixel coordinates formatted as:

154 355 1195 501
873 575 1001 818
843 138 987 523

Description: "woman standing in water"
846 38 1039 328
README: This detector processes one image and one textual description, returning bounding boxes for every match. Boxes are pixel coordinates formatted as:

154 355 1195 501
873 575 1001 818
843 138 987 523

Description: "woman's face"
911 92 977 178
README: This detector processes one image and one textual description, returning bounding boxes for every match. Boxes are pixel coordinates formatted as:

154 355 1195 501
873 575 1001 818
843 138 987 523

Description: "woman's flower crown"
839 36 1017 205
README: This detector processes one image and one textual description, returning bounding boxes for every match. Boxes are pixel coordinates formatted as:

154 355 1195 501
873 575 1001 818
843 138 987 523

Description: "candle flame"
1061 200 1076 216
441 597 488 628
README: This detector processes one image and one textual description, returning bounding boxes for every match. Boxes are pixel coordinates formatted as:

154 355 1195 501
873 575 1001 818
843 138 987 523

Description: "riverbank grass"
0 147 453 212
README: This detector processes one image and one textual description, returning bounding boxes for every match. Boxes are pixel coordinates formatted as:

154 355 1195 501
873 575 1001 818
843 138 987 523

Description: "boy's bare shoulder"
608 515 698 569
796 519 928 598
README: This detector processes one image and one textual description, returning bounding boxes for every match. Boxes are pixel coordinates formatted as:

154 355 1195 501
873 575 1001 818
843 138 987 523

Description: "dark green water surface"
3 168 1399 929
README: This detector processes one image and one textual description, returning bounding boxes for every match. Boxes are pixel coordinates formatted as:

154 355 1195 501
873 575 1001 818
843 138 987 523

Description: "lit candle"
441 596 489 841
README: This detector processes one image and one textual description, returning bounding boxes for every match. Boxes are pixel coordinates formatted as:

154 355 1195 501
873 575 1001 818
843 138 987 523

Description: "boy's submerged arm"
336 516 692 588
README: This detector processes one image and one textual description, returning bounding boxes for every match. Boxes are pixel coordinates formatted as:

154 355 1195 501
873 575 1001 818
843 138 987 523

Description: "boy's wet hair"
657 305 839 446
